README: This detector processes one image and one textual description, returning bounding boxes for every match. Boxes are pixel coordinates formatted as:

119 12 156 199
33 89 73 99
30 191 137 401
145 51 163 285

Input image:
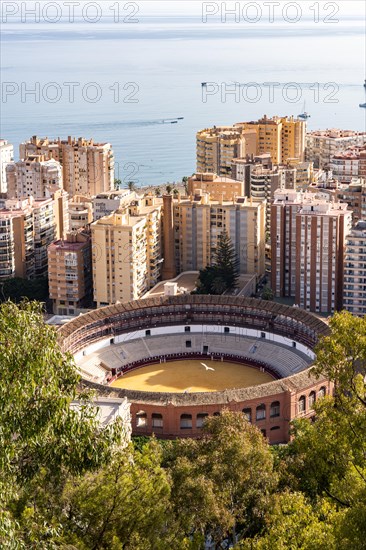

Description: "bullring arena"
59 295 332 444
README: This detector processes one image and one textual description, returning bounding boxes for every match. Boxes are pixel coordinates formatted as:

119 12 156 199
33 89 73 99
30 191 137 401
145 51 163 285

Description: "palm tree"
166 184 173 194
127 181 136 192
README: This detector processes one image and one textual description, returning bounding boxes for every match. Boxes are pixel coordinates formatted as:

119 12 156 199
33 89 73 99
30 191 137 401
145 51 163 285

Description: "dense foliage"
195 231 239 295
0 304 365 548
0 277 49 306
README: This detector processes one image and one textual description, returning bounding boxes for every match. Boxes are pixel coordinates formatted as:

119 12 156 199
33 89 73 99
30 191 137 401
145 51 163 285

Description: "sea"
1 3 365 187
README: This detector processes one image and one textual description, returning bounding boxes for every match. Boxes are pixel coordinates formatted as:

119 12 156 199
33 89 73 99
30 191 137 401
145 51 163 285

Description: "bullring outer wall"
59 296 332 443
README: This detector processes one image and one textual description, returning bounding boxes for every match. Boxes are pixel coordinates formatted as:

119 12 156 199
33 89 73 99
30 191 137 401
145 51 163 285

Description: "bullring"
58 295 331 444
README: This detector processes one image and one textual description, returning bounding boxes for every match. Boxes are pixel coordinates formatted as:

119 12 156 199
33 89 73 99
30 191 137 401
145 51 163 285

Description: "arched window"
256 404 266 421
136 410 147 428
309 391 316 408
196 413 208 428
270 426 280 431
261 429 267 437
298 395 306 413
213 411 220 416
318 386 326 399
152 413 163 429
180 414 192 429
243 408 252 423
270 401 280 418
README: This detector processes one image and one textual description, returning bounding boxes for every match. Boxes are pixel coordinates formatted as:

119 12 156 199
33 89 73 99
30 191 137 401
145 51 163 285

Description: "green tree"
173 188 179 198
213 231 239 290
195 231 239 295
0 301 122 547
261 287 273 301
239 492 337 550
155 187 161 197
0 277 49 306
57 440 178 549
182 176 189 194
166 184 173 194
270 312 366 548
126 181 136 192
163 411 276 546
114 178 122 190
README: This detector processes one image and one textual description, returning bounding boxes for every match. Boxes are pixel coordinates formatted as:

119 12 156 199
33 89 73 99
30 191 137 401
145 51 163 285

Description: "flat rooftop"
142 272 199 299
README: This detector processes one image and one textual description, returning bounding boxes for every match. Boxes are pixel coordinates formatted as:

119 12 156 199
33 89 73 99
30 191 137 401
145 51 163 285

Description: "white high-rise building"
6 155 63 199
20 136 115 198
0 140 14 194
344 221 366 317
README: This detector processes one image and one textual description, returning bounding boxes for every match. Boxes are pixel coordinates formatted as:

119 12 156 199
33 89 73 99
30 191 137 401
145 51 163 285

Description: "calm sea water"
1 10 365 187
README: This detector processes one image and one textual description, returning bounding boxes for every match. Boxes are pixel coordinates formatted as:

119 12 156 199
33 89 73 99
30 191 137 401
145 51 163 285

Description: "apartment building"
0 201 34 280
197 116 306 176
305 129 366 169
0 139 14 194
271 190 352 313
236 115 306 164
343 221 366 317
53 188 69 240
48 229 92 315
196 127 245 176
69 195 93 231
33 198 56 278
310 177 366 224
6 155 63 199
169 192 265 276
0 197 56 280
91 196 162 307
188 173 245 201
329 148 366 183
20 136 115 198
93 189 135 220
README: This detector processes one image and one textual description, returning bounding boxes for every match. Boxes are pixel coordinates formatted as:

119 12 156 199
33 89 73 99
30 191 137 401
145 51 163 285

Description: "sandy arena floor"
110 359 274 393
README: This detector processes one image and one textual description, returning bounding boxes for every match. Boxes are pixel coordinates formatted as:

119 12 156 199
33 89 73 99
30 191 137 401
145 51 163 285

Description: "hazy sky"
15 1 366 17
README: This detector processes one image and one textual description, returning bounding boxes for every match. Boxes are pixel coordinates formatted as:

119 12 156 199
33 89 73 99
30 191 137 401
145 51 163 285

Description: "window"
180 414 192 429
203 345 209 354
261 429 267 437
243 408 252 422
309 391 316 408
270 401 280 418
196 413 208 428
270 426 280 431
136 411 147 428
152 413 163 429
224 327 230 333
261 332 266 339
184 326 191 332
256 404 266 421
298 396 306 413
186 340 192 348
318 386 326 399
145 329 151 337
213 411 220 416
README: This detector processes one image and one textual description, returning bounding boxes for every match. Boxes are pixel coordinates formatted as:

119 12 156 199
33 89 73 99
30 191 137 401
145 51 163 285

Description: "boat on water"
177 117 184 120
360 103 366 108
171 121 178 124
364 79 366 88
298 101 311 120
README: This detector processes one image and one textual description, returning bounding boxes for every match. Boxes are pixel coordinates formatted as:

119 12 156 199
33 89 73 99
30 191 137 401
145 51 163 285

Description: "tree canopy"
1 305 366 548
195 231 239 295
